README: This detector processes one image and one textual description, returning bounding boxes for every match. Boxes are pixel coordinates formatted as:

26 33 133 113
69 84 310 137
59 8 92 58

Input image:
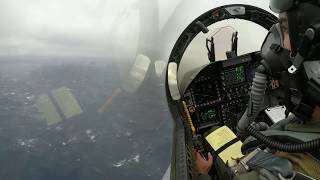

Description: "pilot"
195 150 213 177
195 0 320 179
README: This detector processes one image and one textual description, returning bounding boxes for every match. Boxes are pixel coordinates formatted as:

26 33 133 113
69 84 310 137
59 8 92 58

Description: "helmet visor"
269 0 294 13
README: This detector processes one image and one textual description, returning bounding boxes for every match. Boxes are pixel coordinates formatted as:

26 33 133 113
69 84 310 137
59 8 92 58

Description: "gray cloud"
0 0 271 58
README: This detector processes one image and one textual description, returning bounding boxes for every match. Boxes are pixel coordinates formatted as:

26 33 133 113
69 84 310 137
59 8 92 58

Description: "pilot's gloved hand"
195 151 213 175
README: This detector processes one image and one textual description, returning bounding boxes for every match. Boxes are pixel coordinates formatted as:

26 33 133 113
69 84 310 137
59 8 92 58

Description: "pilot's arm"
195 151 213 180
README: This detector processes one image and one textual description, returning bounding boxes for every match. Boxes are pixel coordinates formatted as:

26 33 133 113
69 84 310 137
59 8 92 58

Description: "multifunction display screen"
222 65 246 86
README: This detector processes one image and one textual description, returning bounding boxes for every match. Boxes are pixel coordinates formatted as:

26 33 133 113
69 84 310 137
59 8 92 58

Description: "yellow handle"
182 101 196 135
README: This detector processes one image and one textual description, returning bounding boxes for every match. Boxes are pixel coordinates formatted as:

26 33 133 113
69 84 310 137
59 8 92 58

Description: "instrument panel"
183 53 260 131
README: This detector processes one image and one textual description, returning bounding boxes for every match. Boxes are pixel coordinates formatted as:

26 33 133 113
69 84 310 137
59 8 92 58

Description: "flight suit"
196 117 320 180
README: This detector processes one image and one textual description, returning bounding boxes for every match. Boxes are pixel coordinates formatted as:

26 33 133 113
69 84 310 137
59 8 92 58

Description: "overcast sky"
0 0 272 59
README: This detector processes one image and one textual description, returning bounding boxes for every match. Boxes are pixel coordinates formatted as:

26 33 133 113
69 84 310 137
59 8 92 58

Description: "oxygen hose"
238 65 320 152
247 125 320 152
249 70 268 118
237 65 268 135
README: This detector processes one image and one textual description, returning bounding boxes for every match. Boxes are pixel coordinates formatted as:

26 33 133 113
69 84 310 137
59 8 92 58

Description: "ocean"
0 57 172 180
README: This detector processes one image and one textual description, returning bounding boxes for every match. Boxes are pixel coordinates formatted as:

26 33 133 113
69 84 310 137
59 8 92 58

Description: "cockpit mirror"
225 6 246 15
167 62 181 100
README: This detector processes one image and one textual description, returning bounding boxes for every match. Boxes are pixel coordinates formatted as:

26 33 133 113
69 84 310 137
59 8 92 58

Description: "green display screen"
200 108 217 123
223 65 246 86
207 109 216 119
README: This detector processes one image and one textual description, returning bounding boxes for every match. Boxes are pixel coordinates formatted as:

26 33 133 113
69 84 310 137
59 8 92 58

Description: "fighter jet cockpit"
166 3 320 180
176 22 270 132
2 1 320 180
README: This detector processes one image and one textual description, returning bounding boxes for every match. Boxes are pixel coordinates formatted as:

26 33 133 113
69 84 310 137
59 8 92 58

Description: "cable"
238 66 320 152
247 125 320 153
